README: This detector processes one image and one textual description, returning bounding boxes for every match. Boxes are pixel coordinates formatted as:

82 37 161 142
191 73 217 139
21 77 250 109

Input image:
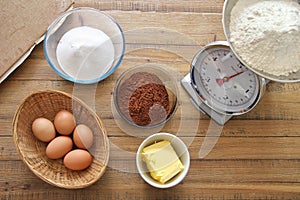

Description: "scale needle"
216 71 245 86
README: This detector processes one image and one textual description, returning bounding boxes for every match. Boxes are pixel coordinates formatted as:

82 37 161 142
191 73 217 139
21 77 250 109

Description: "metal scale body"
181 41 267 125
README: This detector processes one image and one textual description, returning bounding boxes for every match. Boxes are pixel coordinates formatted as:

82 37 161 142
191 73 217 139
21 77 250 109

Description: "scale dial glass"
191 43 260 114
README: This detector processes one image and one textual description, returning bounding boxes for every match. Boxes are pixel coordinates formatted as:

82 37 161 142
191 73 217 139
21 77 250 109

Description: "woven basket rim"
12 89 110 189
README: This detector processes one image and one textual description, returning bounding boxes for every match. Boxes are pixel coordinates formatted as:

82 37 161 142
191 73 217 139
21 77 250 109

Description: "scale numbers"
191 42 260 114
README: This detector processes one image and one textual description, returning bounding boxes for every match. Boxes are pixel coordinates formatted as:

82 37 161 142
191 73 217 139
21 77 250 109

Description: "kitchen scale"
181 41 268 125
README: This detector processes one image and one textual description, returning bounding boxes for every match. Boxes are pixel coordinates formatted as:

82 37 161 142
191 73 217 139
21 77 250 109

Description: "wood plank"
1 80 300 125
2 159 300 185
2 79 300 138
1 160 299 199
106 11 225 43
109 136 300 160
74 0 225 13
4 116 300 138
3 136 300 161
1 188 299 200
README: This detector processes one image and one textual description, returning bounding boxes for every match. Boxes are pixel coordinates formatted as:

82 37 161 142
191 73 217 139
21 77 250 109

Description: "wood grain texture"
75 0 224 13
1 0 300 199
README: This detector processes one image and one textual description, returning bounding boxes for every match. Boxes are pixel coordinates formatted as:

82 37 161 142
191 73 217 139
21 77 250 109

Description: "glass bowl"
44 7 125 84
113 64 179 129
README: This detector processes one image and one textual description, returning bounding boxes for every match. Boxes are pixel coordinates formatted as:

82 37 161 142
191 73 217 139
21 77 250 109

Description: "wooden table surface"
1 0 300 199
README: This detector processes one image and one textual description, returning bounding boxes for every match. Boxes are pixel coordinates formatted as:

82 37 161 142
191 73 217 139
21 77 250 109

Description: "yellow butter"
142 140 184 184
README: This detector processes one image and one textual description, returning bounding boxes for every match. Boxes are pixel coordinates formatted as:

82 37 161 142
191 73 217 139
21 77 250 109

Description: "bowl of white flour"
223 0 300 82
44 7 125 84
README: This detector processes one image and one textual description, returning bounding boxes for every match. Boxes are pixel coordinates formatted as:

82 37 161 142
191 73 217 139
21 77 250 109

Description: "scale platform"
181 73 232 125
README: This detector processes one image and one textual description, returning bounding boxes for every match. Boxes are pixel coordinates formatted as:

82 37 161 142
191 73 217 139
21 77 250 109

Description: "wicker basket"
13 90 110 189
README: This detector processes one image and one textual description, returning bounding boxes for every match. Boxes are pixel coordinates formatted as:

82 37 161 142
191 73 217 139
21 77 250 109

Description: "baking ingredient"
63 149 93 170
117 72 170 126
142 140 184 184
73 124 94 149
54 110 76 135
229 0 300 76
31 117 56 142
129 83 170 126
33 111 96 170
56 26 115 81
45 136 73 159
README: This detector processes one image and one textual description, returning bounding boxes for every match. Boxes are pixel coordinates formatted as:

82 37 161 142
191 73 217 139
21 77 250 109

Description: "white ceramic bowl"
136 132 190 188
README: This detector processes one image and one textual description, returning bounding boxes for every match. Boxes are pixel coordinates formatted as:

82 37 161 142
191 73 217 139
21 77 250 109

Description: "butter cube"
142 140 184 184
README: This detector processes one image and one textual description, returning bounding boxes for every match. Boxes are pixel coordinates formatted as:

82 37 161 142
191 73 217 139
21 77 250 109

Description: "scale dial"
191 41 261 115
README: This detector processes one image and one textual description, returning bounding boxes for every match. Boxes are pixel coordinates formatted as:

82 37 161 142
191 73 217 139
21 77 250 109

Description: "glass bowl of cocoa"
113 64 179 128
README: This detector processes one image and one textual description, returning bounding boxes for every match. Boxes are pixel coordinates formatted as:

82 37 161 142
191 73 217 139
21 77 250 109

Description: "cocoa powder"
117 72 170 126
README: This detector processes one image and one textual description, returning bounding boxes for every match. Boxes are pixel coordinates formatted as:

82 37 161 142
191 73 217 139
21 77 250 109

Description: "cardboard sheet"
0 0 74 83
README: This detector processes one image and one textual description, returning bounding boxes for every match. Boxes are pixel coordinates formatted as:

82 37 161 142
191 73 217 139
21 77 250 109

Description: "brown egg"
32 117 56 142
63 149 93 171
54 110 76 135
73 124 94 149
46 136 73 159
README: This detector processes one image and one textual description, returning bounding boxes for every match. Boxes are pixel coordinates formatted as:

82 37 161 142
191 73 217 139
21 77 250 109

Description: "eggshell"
32 117 56 142
46 136 73 159
63 149 93 171
54 110 76 135
73 124 94 149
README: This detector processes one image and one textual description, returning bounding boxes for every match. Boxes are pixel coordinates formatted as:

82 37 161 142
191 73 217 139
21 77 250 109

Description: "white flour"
229 0 300 76
56 26 115 81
